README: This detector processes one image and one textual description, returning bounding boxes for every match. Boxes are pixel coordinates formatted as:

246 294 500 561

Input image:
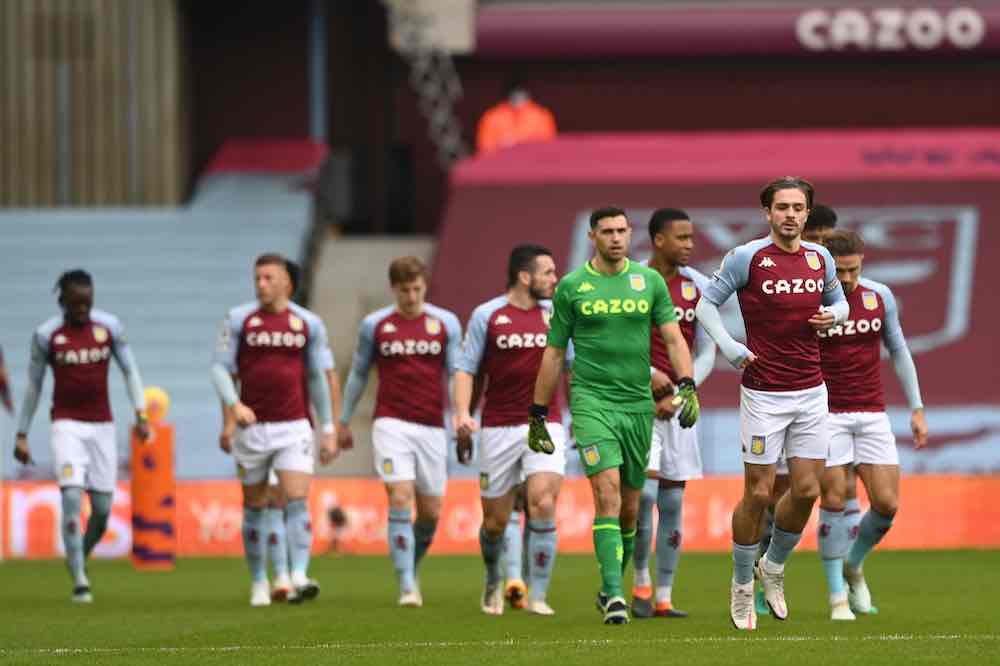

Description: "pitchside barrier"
2 476 999 559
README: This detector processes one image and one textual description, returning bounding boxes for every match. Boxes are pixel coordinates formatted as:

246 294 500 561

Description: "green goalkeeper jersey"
548 258 676 414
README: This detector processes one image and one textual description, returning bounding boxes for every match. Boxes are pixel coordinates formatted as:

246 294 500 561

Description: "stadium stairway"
1 171 313 479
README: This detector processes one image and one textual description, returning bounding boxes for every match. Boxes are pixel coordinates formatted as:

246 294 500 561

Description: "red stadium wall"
3 477 998 559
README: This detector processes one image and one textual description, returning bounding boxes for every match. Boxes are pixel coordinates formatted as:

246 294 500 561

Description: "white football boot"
730 579 757 631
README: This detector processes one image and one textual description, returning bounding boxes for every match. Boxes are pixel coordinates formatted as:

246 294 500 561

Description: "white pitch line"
2 634 998 656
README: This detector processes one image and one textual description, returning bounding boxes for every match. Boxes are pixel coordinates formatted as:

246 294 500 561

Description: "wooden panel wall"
0 0 188 206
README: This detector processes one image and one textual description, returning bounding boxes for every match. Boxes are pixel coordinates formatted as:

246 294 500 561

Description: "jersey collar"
585 257 630 277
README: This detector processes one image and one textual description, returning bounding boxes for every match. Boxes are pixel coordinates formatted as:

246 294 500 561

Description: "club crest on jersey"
248 316 262 328
541 309 552 327
577 281 596 293
425 318 441 335
629 274 646 291
92 326 108 343
582 445 601 467
750 435 766 456
805 251 822 271
862 291 879 311
681 281 697 301
289 315 304 332
479 473 489 490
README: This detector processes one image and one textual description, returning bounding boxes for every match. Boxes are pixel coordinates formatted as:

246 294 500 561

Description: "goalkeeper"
530 207 699 625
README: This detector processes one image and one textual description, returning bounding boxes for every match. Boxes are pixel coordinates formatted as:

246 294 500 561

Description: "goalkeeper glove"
527 404 555 454
672 377 700 429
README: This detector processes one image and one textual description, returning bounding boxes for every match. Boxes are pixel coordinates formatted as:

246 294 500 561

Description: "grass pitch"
1 551 998 665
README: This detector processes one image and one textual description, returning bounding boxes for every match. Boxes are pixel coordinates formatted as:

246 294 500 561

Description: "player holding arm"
531 207 699 625
338 257 462 608
14 269 150 603
454 245 566 616
815 230 927 619
694 178 848 630
632 209 717 619
211 254 336 607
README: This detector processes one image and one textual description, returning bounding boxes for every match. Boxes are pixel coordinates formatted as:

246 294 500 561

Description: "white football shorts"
740 384 828 466
645 418 703 481
372 417 447 496
50 419 117 493
478 423 566 499
233 418 315 485
828 411 898 466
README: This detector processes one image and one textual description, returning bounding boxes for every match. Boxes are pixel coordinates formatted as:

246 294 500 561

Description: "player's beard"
528 283 550 301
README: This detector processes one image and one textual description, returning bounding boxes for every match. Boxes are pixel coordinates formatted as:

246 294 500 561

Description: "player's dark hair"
824 230 865 256
54 269 93 302
759 177 815 209
804 204 838 232
388 256 428 285
507 244 553 289
648 208 690 242
285 260 301 299
255 253 287 269
589 206 627 229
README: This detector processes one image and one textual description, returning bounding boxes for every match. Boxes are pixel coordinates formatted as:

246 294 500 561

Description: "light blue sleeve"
456 305 490 375
874 282 924 410
210 364 239 407
692 321 716 386
302 311 334 426
15 332 48 435
212 309 245 374
441 310 463 376
103 315 145 411
304 313 333 373
816 245 849 323
339 316 378 424
701 243 754 306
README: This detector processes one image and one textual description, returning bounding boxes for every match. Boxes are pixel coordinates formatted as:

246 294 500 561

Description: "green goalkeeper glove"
528 404 555 454
672 377 700 429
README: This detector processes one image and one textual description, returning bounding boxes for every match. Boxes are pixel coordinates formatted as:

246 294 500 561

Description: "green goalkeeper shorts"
572 409 653 490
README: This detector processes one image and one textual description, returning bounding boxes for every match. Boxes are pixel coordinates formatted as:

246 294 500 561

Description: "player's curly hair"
824 230 865 257
759 177 815 210
54 269 93 301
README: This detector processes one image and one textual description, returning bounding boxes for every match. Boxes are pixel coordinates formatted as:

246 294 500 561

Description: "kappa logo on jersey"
382 322 397 334
92 326 108 343
494 314 512 325
425 318 442 335
497 333 547 349
629 274 646 291
580 298 650 316
750 435 766 456
805 251 822 271
862 291 879 311
54 334 67 345
818 318 883 338
577 281 596 293
55 346 111 365
758 257 777 268
582 445 601 466
248 316 263 327
681 281 697 301
289 315 304 332
761 278 825 295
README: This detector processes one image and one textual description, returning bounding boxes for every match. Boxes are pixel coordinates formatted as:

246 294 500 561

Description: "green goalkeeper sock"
593 517 624 598
621 527 636 576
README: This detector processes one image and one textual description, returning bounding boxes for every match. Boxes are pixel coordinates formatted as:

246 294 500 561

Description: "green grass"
1 551 998 664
